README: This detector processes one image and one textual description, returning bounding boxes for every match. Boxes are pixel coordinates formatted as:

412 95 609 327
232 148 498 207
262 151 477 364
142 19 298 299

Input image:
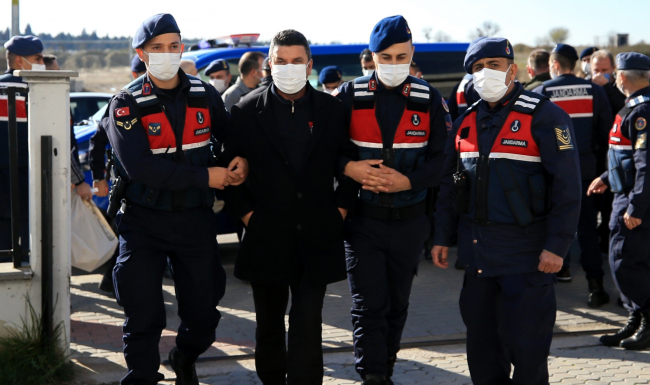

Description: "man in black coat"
221 29 359 385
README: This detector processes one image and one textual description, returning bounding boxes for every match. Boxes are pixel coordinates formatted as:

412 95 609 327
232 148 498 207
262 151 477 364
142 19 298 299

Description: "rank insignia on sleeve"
636 117 647 131
636 132 647 150
554 125 574 151
116 118 138 130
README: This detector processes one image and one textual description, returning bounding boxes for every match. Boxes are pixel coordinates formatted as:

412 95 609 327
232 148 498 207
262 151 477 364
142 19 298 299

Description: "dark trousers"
251 281 327 385
563 183 605 278
345 214 430 378
460 271 556 385
609 219 650 312
113 207 226 385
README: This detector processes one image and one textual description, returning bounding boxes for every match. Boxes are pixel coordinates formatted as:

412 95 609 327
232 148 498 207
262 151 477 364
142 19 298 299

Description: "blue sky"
2 0 649 47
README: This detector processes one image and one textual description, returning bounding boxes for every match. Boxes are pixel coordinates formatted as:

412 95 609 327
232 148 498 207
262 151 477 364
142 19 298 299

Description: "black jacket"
221 83 359 286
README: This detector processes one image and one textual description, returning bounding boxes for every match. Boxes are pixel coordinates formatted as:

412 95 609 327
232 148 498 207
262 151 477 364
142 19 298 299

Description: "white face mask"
322 87 335 94
21 57 46 71
362 69 375 77
616 76 626 96
472 65 512 103
143 50 181 81
271 64 307 94
210 78 228 93
581 62 591 75
376 62 411 87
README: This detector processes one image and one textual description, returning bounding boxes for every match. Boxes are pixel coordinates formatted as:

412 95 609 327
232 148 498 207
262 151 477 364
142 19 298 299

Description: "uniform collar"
372 72 412 97
143 69 192 97
628 85 650 101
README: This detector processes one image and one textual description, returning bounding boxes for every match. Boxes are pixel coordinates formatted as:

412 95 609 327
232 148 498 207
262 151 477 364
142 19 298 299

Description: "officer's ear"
509 63 518 82
135 48 146 65
306 59 313 77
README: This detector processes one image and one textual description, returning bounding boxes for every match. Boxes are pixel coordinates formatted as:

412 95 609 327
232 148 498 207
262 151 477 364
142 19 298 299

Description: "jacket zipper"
476 155 490 224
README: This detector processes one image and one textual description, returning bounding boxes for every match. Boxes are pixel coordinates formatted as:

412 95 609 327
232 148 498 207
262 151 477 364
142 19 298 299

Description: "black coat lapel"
255 87 289 162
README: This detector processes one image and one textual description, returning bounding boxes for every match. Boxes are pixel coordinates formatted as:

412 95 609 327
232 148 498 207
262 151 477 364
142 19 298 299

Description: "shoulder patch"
554 125 574 151
115 107 130 118
636 117 647 131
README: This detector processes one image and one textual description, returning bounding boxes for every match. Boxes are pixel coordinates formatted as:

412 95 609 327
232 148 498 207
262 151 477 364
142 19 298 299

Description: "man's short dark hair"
360 48 372 62
269 29 311 60
239 58 260 76
550 52 576 72
43 54 57 66
528 49 549 72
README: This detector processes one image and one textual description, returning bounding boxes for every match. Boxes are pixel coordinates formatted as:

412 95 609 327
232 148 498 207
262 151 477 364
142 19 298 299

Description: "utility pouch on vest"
453 140 471 214
493 159 534 227
528 174 547 216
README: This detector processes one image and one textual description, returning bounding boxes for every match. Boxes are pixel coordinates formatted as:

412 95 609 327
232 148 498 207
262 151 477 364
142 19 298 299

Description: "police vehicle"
183 34 469 96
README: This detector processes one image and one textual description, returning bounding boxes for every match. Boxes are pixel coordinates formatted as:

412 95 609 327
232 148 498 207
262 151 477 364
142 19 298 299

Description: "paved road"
150 335 650 385
70 240 638 384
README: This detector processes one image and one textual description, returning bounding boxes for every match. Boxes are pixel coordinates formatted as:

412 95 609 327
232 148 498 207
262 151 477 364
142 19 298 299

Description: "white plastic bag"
71 191 118 272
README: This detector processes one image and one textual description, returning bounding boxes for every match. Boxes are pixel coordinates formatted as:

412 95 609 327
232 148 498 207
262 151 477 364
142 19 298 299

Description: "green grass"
0 298 74 385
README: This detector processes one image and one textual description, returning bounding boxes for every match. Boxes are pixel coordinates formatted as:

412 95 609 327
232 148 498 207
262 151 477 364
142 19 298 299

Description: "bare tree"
548 27 569 44
434 31 451 42
469 21 501 39
423 27 433 42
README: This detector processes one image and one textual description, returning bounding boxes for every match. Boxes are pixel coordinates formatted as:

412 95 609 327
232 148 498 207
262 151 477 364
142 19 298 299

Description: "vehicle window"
91 104 108 122
71 97 111 124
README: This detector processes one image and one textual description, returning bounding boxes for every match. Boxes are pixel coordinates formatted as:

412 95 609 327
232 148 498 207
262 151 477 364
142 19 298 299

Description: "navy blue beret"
132 13 181 49
580 46 598 60
131 54 146 73
463 37 513 73
205 60 230 76
617 52 650 71
319 66 342 84
3 35 43 56
369 15 412 53
552 44 578 61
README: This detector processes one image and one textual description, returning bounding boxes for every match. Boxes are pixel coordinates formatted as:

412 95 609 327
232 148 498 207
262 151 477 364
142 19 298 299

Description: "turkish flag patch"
115 107 130 117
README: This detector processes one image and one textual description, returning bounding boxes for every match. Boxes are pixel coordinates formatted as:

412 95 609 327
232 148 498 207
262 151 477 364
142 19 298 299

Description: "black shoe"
600 311 641 346
454 258 465 270
363 373 386 385
556 267 572 282
168 347 199 385
386 355 397 385
621 310 650 350
587 277 610 308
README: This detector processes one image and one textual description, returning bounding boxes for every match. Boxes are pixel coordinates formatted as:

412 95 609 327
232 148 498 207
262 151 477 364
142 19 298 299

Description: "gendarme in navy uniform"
104 14 246 385
432 38 581 385
533 43 613 306
0 36 42 257
336 16 450 385
592 52 650 351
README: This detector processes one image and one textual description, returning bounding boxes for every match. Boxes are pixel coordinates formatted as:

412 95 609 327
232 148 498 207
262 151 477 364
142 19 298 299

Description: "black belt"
356 201 426 222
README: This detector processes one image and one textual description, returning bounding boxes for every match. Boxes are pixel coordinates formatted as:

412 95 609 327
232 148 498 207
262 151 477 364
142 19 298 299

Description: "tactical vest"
456 74 473 116
0 74 28 169
349 75 430 208
115 75 217 211
539 77 594 157
456 90 549 226
607 94 650 193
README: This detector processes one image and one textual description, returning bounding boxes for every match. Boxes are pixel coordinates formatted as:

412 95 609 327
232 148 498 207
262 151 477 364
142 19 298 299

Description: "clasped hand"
345 159 412 193
208 156 249 189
